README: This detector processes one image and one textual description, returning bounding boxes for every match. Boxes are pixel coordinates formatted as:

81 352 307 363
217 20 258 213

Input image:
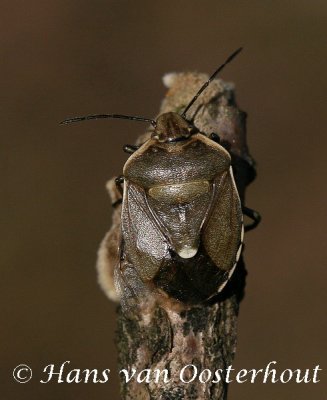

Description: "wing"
202 167 243 276
114 251 153 312
121 180 170 281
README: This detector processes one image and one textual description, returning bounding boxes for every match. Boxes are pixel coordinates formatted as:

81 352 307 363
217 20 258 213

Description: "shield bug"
61 48 261 311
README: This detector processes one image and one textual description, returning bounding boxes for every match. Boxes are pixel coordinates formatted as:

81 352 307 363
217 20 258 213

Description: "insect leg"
209 132 233 153
112 198 122 208
115 175 124 195
242 206 261 231
123 144 140 154
209 132 221 143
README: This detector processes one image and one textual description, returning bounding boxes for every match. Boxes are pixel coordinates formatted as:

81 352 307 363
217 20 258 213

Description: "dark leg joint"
123 144 140 154
115 175 124 195
243 206 261 232
209 132 221 143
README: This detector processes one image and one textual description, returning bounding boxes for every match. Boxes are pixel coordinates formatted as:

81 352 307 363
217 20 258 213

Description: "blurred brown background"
1 1 326 399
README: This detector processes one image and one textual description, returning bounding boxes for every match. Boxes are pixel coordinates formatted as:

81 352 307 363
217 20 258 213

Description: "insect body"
119 112 243 305
62 48 260 310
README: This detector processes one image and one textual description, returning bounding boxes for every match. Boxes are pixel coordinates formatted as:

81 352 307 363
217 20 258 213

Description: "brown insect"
62 48 260 311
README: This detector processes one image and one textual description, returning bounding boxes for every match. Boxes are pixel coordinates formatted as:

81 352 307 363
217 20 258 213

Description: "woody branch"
104 71 256 400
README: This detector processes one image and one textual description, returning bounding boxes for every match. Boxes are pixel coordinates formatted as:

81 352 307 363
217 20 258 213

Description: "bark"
107 72 256 399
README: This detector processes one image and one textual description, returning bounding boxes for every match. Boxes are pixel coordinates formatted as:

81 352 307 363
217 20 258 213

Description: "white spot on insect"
228 262 237 279
162 72 177 88
178 245 198 259
241 223 244 242
217 279 228 293
236 242 243 262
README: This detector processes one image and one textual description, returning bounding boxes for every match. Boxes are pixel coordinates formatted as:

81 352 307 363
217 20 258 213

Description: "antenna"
181 47 243 119
60 114 156 127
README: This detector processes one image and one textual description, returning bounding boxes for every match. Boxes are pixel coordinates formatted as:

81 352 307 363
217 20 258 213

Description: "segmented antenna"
60 114 156 127
181 47 243 119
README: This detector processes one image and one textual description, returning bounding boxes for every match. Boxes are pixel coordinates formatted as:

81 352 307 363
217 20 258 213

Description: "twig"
97 71 256 400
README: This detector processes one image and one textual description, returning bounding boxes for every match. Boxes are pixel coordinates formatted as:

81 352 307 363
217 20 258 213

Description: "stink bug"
62 48 261 311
